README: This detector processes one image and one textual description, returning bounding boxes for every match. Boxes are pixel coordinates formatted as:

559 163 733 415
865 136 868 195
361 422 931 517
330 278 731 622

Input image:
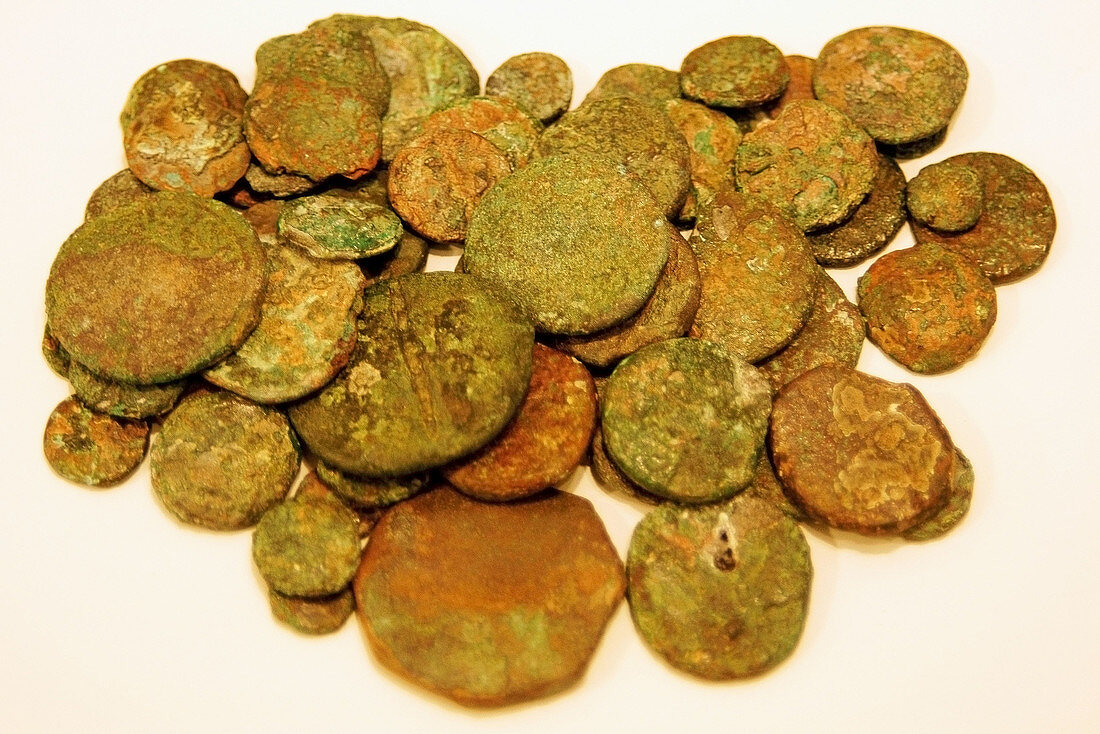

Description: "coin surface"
680 35 789 108
485 52 572 124
44 397 149 487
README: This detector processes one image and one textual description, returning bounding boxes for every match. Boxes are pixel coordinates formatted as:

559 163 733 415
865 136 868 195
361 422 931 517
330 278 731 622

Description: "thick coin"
269 587 355 635
278 194 402 260
315 461 430 512
69 361 185 419
253 494 361 597
907 159 984 232
903 449 974 541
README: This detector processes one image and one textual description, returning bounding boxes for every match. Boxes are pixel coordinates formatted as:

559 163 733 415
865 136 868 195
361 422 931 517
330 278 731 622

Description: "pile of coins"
41 16 1055 708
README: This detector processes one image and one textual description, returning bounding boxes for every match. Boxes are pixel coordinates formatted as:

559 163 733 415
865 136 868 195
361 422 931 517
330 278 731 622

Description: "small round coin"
278 194 402 260
858 243 997 374
485 52 572 124
354 487 626 708
627 494 812 679
770 365 954 535
150 391 300 530
253 494 361 597
582 63 681 106
902 448 974 541
43 397 149 487
907 160 984 232
418 95 543 168
735 100 878 232
443 344 597 501
269 587 355 635
680 36 789 108
601 338 772 503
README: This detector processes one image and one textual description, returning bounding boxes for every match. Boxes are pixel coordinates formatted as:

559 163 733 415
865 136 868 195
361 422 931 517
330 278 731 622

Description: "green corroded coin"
590 429 660 506
278 194 402 260
680 36 789 108
269 587 355 635
485 52 572 124
689 188 818 362
627 494 812 679
583 63 681 106
907 160 984 232
757 269 864 392
419 95 543 169
911 152 1056 284
359 16 480 161
120 59 250 197
203 241 366 403
84 170 154 221
464 154 670 335
289 272 534 477
735 100 878 232
43 397 149 488
46 192 266 385
42 324 70 378
663 98 743 222
903 449 974 541
553 225 700 368
69 360 185 419
808 154 907 268
150 391 300 530
534 97 691 218
601 338 772 503
354 487 625 708
813 26 968 146
253 494 361 597
360 230 428 287
315 461 430 511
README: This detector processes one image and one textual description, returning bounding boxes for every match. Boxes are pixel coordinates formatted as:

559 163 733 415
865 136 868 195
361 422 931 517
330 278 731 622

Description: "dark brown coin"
485 52 572 124
253 494 361 597
44 397 149 488
69 361 185 419
770 365 954 535
443 344 597 501
813 26 968 146
243 162 317 198
903 448 974 541
911 152 1056 284
360 230 429 286
288 272 534 477
663 98 743 222
278 194 403 260
203 241 366 403
601 338 772 504
582 63 681 106
757 269 864 391
315 461 430 512
150 391 300 530
464 154 670 335
680 36 789 108
388 128 512 243
627 493 812 679
418 95 543 169
907 159 984 232
858 243 997 374
766 55 815 118
534 97 691 218
354 487 625 708
46 192 267 385
689 188 818 362
735 100 878 232
807 153 907 268
42 324 70 378
553 226 700 368
84 170 154 221
269 587 355 635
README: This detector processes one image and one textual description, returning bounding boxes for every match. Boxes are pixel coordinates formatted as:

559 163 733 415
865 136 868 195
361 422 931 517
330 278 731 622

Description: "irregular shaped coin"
903 448 974 541
69 361 186 419
663 98 743 222
253 494 361 597
418 95 542 169
583 63 681 106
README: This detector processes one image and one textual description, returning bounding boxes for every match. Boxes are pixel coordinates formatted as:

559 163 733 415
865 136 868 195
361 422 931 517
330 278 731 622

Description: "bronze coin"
44 397 149 488
485 52 572 124
680 36 789 108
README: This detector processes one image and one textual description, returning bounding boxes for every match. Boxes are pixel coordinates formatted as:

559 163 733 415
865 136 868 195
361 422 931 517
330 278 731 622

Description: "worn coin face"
46 192 266 384
770 365 954 535
553 226 700 368
278 194 402 260
253 494 361 597
485 52 572 124
84 170 154 221
120 59 250 197
418 95 543 169
269 587 355 635
858 243 997 374
808 154 907 267
354 487 625 708
44 397 149 487
680 36 789 108
911 152 1056 284
443 344 597 501
151 391 300 530
464 154 670 335
758 269 864 391
766 55 815 118
535 97 691 219
689 188 818 362
813 26 968 145
601 338 772 503
582 63 681 106
736 100 878 232
388 128 513 243
902 448 974 541
315 461 430 511
203 242 366 403
69 361 185 419
289 272 534 477
627 494 812 679
663 98 743 222
907 160 984 232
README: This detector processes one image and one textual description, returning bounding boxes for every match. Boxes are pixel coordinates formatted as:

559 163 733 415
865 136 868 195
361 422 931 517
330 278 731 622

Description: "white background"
2 1 1099 731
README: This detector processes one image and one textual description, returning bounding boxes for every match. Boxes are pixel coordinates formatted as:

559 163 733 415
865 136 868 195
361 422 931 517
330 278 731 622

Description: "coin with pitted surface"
69 361 185 419
44 397 149 488
278 194 403 260
315 461 430 511
663 98 743 222
766 55 815 118
583 63 681 106
680 36 789 108
418 95 542 169
485 52 572 124
269 587 355 635
84 170 154 221
907 159 984 233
